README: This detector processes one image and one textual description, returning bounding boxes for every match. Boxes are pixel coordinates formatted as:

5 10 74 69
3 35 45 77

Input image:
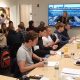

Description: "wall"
0 0 38 28
1 0 80 36
20 5 32 27
32 0 80 37
0 0 20 29
35 0 80 26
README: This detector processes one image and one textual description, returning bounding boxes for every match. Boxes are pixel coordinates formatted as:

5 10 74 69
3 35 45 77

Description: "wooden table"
27 40 80 80
0 75 18 80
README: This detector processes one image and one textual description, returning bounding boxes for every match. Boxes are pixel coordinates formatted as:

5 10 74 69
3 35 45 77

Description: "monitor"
48 4 80 27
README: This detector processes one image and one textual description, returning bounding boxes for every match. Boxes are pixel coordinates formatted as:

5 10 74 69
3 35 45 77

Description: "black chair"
10 58 22 78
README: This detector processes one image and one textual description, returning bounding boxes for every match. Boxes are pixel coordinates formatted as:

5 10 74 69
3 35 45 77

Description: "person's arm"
18 61 44 73
32 53 41 61
39 37 52 50
57 16 62 22
33 49 50 57
54 32 68 45
32 53 46 62
17 49 44 73
52 33 60 44
59 35 69 44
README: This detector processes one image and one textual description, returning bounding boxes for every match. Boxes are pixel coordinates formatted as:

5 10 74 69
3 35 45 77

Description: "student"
38 21 45 27
17 31 45 75
1 23 8 37
33 26 56 57
54 22 69 46
26 20 37 32
42 26 58 50
45 26 58 50
17 24 27 44
61 24 70 40
7 21 14 32
0 29 7 48
16 22 25 32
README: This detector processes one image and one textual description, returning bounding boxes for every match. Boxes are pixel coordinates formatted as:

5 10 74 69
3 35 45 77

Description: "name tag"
34 46 39 51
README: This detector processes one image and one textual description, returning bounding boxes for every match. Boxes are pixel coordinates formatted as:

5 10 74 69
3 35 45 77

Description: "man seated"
54 22 70 47
33 26 56 57
17 31 45 75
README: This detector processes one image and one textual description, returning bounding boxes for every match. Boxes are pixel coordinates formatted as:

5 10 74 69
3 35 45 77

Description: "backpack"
0 50 10 69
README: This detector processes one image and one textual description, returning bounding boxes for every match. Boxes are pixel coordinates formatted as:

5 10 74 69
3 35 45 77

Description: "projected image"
48 4 80 27
0 7 10 26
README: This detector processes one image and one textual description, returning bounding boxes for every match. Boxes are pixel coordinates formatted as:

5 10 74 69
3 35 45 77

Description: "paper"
76 39 80 42
40 77 49 80
56 51 62 55
33 45 39 51
66 77 74 80
72 40 77 43
47 61 59 67
61 68 80 75
60 74 75 80
61 73 79 79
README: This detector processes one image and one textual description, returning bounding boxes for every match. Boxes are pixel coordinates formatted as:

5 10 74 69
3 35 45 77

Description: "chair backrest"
12 58 22 78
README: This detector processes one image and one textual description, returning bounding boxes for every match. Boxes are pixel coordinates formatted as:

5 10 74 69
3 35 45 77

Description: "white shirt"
42 36 53 46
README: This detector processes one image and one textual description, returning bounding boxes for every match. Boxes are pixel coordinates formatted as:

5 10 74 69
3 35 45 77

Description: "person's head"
55 22 64 32
63 11 68 18
37 26 47 37
46 26 52 36
24 31 38 47
29 20 34 27
20 22 25 27
39 21 45 27
8 21 14 30
1 23 6 30
18 22 25 31
9 21 13 27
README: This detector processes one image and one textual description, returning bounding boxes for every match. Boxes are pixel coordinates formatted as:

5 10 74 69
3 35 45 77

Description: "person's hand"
50 51 56 55
69 39 74 43
71 37 76 40
52 45 58 49
39 58 47 62
36 61 44 67
56 39 60 43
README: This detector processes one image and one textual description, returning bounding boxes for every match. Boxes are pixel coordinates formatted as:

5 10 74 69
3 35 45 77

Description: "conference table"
27 39 80 80
0 75 18 80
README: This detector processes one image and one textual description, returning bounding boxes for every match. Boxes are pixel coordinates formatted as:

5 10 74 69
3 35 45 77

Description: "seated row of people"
0 20 74 78
16 22 75 77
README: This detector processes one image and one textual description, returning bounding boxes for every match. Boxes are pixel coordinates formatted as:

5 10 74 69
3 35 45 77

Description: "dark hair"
39 21 45 27
55 22 64 29
9 21 13 24
29 20 34 27
1 23 6 28
45 26 51 30
37 26 46 33
24 31 38 42
18 24 25 30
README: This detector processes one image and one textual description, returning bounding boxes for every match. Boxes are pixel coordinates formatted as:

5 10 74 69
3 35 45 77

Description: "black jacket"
7 30 21 59
54 30 69 45
57 16 70 24
33 37 52 57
